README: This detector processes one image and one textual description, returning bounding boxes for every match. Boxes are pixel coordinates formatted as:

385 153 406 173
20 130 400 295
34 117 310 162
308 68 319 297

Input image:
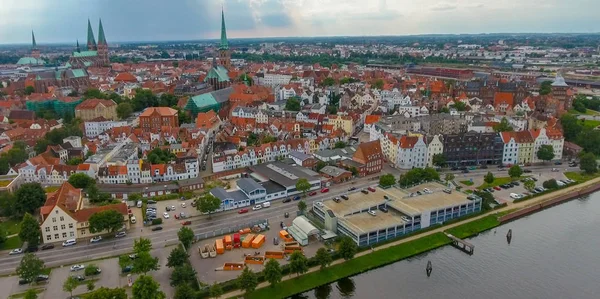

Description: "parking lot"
120 246 175 299
43 258 120 299
189 213 322 284
145 198 199 226
483 172 571 203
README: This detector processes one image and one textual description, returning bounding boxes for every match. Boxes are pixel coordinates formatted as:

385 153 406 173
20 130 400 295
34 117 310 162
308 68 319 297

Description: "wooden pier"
444 233 474 255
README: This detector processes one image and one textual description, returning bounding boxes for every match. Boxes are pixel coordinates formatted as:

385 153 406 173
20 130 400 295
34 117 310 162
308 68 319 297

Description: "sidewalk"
220 175 600 299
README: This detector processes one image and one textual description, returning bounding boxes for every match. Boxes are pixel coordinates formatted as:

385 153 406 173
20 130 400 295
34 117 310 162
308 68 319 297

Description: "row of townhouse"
16 163 97 185
97 158 199 184
500 128 564 165
379 133 444 170
212 139 311 173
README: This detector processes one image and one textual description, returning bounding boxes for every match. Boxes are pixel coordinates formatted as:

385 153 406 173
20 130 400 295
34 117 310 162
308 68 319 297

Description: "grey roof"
260 180 286 194
178 177 204 186
237 178 264 194
289 150 311 161
320 165 351 177
250 162 320 188
551 75 569 87
210 187 248 203
212 87 233 104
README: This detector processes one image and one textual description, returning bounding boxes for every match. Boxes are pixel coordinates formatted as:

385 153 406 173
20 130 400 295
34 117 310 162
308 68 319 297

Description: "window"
54 234 59 239
60 216 64 221
62 232 67 238
61 224 66 230
53 226 58 231
69 223 73 229
70 232 75 237
81 230 86 235
45 227 50 232
52 217 56 223
46 235 51 241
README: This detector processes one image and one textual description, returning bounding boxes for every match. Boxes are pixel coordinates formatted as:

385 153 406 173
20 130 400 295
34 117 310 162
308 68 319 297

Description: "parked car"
282 198 291 203
191 201 196 207
122 265 133 273
523 169 532 173
165 206 171 212
308 191 317 196
361 189 369 194
163 212 170 219
71 275 85 281
480 165 488 169
70 264 85 272
367 187 376 192
90 236 102 243
509 193 520 199
378 206 388 213
147 200 156 204
181 202 186 208
367 210 376 216
238 208 249 214
8 248 23 255
129 253 138 259
115 231 126 238
130 216 136 224
461 169 470 173
332 197 340 203
41 244 54 250
293 196 301 201
512 181 520 186
182 221 192 226
252 205 262 211
422 188 432 194
493 186 502 191
170 205 176 211
443 188 452 194
341 195 349 200
348 187 357 191
320 188 329 193
151 226 163 231
554 161 563 165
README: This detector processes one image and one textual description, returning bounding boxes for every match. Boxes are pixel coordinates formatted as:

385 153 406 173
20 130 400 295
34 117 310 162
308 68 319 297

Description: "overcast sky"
1 0 599 44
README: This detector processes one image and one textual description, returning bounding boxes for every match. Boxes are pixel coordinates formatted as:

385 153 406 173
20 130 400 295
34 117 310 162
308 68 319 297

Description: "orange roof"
494 92 514 107
140 107 178 117
151 164 166 175
365 115 381 125
76 98 116 110
399 136 418 149
114 72 137 82
73 203 128 222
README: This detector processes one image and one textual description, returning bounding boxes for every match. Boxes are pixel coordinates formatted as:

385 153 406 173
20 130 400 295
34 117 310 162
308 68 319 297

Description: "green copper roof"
73 50 98 57
205 65 230 82
98 18 107 45
31 31 37 49
72 69 87 78
189 93 218 107
87 19 97 50
219 9 229 50
17 57 45 65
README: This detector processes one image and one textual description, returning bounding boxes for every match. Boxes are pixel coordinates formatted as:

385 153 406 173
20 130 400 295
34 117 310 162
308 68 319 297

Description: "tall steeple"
98 18 107 45
31 31 40 59
87 19 97 51
76 39 81 53
31 31 37 50
219 8 229 50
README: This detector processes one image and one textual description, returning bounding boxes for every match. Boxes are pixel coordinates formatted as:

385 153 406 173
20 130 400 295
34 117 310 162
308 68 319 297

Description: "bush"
543 179 558 190
151 218 163 225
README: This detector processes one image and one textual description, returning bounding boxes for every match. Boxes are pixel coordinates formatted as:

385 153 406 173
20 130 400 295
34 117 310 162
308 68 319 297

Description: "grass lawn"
0 236 23 250
581 119 600 130
569 109 600 116
0 218 22 235
477 176 515 190
44 186 60 193
564 171 600 183
459 180 474 186
445 215 500 239
245 233 452 299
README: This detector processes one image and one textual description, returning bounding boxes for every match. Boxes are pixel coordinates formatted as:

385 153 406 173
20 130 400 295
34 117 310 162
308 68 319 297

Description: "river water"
292 192 600 299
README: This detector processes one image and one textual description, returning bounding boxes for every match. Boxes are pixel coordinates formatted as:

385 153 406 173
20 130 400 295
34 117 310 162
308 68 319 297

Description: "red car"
367 187 376 192
321 188 329 193
238 208 249 214
182 221 192 226
308 191 317 196
493 186 502 191
174 214 180 219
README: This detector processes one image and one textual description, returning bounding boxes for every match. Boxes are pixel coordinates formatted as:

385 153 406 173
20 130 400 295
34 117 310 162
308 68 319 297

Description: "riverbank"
221 173 600 299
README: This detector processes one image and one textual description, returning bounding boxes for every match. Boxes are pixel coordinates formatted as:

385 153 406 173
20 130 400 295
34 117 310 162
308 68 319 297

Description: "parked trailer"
224 235 233 250
215 239 224 254
244 256 265 265
209 244 217 258
215 263 245 271
279 230 293 242
199 244 209 258
283 241 299 247
242 234 255 248
251 234 266 249
239 228 251 235
284 246 303 254
264 251 285 259
233 233 241 248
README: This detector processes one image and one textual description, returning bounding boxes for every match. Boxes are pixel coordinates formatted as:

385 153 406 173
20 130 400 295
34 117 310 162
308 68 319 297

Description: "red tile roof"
140 107 178 117
494 92 514 107
76 99 116 110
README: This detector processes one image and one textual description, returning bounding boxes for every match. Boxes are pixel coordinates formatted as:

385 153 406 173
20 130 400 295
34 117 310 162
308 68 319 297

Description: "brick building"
139 107 179 132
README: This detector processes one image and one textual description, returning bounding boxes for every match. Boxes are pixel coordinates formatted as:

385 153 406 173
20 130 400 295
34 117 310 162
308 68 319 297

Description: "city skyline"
1 0 600 44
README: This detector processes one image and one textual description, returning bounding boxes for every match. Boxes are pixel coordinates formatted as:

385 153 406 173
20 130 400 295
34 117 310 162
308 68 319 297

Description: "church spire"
87 19 97 51
219 7 229 50
76 39 81 53
31 31 37 49
98 18 107 45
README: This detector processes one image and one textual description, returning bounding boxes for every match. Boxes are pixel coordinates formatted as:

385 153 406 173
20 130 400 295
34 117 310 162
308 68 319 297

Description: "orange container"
279 230 294 242
251 234 265 249
264 251 284 259
215 239 224 254
239 228 251 234
242 234 255 248
244 256 265 265
222 263 244 271
223 235 232 246
284 246 302 254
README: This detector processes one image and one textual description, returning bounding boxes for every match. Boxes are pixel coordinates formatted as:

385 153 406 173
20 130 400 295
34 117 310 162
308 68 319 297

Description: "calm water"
292 192 600 299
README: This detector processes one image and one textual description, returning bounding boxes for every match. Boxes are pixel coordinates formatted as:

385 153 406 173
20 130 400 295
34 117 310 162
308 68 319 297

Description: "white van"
130 216 136 224
262 202 271 208
62 239 77 247
136 200 143 208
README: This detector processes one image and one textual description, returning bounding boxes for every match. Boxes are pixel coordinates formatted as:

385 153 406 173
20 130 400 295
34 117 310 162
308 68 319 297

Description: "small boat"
506 229 513 244
426 260 433 277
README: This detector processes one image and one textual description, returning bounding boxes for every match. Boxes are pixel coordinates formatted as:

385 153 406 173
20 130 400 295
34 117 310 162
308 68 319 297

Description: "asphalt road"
0 178 378 275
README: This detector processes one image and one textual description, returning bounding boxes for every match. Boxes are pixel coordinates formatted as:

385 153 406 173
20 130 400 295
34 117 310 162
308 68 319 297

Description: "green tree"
134 237 152 254
334 141 347 149
264 258 282 286
537 144 555 163
440 107 450 113
177 108 192 125
322 77 336 86
297 200 307 214
508 165 523 178
167 245 189 268
14 183 46 217
89 210 124 234
579 152 597 174
24 86 35 95
132 275 166 299
83 88 105 99
66 157 83 165
493 117 513 132
23 289 38 299
315 161 327 172
0 226 6 245
524 180 536 192
484 172 495 184
170 264 196 287
338 236 358 260
295 178 311 197
133 252 160 275
174 284 195 299
68 173 95 189
16 253 45 285
432 154 447 167
116 102 133 119
573 99 587 113
238 266 258 294
86 287 128 299
349 166 359 176
444 173 455 183
289 251 309 276
543 179 559 189
539 80 552 95
285 97 301 111
315 247 332 269
452 100 467 111
84 264 100 276
373 79 384 90
209 282 224 298
63 275 78 298
177 227 194 250
379 174 396 187
19 213 41 248
195 193 222 219
398 167 440 187
87 280 96 292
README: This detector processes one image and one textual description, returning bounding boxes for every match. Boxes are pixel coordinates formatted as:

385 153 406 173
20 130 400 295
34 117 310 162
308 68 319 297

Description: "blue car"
293 196 301 201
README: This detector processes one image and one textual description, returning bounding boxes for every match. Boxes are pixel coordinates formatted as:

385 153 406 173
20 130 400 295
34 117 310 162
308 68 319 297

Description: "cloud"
430 2 458 11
